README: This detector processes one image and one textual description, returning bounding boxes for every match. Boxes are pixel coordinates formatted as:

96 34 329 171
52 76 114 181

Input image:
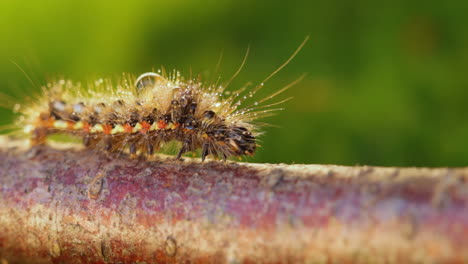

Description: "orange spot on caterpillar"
39 117 54 129
67 121 75 130
124 124 133 133
182 128 195 134
157 120 167 129
83 122 91 133
103 124 112 135
140 121 151 134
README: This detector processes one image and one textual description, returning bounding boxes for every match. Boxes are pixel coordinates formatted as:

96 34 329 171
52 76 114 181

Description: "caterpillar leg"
146 142 154 155
176 139 191 160
31 128 48 146
83 135 91 147
103 136 112 151
201 143 209 162
129 142 137 158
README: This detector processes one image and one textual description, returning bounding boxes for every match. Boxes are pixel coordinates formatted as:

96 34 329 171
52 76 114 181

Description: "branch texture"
0 136 466 263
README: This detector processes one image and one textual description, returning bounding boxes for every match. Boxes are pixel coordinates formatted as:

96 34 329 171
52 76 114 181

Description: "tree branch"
0 136 466 263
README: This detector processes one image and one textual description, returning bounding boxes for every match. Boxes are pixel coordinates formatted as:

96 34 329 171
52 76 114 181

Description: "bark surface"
0 136 466 263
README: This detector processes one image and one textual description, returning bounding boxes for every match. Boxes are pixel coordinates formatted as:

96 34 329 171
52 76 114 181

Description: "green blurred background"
1 0 467 166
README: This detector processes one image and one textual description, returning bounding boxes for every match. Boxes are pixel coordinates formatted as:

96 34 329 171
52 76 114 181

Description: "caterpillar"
2 37 308 161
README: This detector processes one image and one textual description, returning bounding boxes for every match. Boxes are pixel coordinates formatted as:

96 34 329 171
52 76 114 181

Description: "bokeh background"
0 0 467 166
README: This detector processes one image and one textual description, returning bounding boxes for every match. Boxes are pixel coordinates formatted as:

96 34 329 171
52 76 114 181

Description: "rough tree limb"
0 136 466 264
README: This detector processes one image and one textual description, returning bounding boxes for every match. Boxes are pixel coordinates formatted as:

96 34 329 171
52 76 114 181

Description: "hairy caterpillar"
2 37 308 161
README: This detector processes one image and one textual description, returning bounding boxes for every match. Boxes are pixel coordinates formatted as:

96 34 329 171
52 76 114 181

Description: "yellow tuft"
74 122 84 130
53 120 68 129
132 123 142 133
111 125 125 134
91 124 103 133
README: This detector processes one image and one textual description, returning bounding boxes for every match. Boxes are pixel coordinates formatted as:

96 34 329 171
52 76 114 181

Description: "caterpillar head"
225 126 256 156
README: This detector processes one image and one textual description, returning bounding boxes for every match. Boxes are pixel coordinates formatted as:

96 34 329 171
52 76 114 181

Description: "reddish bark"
0 137 467 263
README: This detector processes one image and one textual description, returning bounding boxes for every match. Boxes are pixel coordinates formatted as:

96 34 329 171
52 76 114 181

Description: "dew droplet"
73 102 85 113
135 72 164 93
13 103 21 113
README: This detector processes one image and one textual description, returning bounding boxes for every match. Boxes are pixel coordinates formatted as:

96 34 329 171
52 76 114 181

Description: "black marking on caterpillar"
3 37 308 161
